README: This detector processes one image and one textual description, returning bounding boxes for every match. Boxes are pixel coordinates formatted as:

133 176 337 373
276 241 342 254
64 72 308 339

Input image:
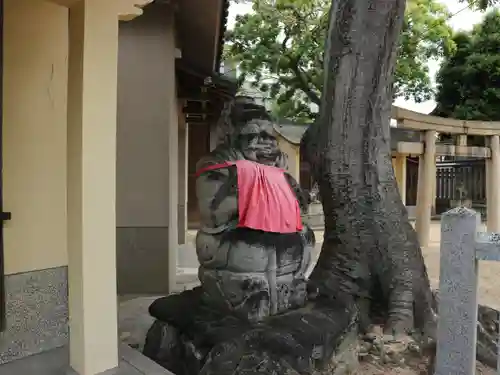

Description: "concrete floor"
0 344 173 375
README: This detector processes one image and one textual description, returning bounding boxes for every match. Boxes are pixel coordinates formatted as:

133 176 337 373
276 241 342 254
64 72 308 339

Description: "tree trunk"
302 0 435 338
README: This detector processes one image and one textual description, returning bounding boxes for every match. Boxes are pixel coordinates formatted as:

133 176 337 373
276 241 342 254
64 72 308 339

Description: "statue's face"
236 120 280 165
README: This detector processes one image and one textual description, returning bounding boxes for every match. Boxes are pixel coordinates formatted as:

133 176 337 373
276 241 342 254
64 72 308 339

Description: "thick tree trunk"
302 0 435 337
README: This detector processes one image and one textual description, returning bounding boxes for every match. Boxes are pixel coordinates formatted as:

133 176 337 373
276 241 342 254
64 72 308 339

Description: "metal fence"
436 208 500 375
436 159 486 203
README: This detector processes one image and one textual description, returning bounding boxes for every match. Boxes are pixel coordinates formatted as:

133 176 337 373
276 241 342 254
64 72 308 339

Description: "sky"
228 0 489 114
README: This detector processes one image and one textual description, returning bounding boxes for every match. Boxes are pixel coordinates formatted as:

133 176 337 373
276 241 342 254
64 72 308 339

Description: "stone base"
0 266 69 365
142 287 358 375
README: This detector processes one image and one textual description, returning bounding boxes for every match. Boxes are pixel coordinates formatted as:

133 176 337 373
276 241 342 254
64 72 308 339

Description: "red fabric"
196 160 302 234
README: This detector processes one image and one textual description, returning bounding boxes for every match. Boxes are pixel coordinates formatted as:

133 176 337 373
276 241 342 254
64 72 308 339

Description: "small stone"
371 342 381 354
382 353 391 363
382 334 395 343
364 325 383 342
408 341 420 353
358 341 372 355
384 340 409 354
120 331 131 340
363 353 378 363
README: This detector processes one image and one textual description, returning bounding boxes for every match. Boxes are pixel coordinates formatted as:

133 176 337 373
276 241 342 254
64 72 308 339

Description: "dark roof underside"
176 61 238 99
215 0 231 71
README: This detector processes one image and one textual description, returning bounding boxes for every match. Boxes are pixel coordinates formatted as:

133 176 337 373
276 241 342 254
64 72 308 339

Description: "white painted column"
415 130 437 247
487 135 500 232
178 105 188 245
67 1 119 373
393 154 407 205
166 11 179 292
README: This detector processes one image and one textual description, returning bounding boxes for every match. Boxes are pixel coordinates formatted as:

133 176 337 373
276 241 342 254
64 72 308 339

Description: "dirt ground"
355 360 495 375
314 222 500 374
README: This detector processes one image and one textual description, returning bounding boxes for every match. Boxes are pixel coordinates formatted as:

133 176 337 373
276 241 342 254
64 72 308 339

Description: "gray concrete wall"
116 2 177 294
0 267 68 364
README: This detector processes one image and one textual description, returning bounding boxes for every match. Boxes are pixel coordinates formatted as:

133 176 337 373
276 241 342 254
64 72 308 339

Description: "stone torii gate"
391 106 500 247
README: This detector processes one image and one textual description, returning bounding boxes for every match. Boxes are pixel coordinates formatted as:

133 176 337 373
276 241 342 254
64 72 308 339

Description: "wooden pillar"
487 135 500 232
415 130 437 247
67 1 119 373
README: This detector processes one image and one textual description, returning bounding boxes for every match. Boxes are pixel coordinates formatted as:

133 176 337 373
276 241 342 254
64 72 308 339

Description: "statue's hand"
275 151 288 170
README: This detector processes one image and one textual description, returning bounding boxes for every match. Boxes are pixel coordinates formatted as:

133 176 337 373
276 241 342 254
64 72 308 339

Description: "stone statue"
142 97 357 375
194 96 314 322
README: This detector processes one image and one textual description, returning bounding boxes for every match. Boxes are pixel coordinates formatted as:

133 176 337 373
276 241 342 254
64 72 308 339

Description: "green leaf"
435 9 500 121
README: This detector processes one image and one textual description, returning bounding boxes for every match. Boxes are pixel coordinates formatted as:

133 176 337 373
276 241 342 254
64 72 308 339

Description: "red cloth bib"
196 160 303 234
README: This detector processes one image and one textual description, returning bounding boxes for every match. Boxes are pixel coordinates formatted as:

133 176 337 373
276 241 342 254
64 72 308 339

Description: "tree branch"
278 10 322 106
288 57 321 105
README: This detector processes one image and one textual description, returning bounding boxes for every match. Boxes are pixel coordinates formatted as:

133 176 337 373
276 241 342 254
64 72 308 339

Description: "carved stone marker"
436 207 500 375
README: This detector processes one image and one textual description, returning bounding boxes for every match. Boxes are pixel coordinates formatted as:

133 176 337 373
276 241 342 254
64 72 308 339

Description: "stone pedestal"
142 288 359 375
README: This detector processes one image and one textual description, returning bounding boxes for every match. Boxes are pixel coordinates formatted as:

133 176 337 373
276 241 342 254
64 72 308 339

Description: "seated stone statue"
142 97 357 375
194 97 315 322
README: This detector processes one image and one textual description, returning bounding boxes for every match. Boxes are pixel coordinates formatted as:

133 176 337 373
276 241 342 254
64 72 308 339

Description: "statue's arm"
284 172 309 214
196 166 238 231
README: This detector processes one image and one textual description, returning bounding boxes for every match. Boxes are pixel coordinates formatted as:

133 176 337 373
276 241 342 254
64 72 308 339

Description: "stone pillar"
457 134 467 147
178 103 188 245
487 135 500 232
415 130 437 247
436 208 479 375
67 1 119 373
393 154 407 205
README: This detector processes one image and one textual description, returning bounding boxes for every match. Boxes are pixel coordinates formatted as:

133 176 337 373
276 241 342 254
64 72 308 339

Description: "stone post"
415 130 437 247
436 207 479 375
487 135 500 232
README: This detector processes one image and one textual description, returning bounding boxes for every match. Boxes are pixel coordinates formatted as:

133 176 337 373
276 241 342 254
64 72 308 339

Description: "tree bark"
302 0 435 337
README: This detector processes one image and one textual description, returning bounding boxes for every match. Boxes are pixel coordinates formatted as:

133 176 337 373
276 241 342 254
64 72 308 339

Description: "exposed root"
358 325 435 374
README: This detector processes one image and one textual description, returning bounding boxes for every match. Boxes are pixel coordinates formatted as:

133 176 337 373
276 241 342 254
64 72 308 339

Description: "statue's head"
234 119 281 166
215 96 287 168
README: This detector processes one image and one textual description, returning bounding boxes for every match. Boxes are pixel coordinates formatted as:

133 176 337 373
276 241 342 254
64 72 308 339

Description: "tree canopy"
225 0 454 122
434 9 500 121
461 0 499 10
